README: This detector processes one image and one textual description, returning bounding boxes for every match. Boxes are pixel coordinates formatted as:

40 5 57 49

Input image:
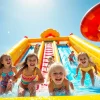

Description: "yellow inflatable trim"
0 95 100 100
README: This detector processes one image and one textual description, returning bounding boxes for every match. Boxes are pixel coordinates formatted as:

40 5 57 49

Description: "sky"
0 0 100 55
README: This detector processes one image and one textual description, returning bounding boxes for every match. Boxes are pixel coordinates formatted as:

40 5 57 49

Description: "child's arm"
90 62 97 74
33 68 44 85
48 82 54 96
12 67 17 75
69 82 74 90
74 65 80 78
12 68 22 81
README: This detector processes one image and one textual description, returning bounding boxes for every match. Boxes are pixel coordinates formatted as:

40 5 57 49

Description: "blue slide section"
57 45 100 95
20 46 34 62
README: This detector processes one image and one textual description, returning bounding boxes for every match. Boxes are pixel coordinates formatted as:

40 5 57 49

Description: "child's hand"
28 81 36 89
28 82 36 92
8 79 13 84
74 74 78 78
6 79 13 92
8 79 14 86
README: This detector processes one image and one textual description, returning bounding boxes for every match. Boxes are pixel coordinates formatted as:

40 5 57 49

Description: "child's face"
27 56 38 68
71 51 74 54
48 58 52 62
2 56 12 67
50 67 65 85
78 54 89 66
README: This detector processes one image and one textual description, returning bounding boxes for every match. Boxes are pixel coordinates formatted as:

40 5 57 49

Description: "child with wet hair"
13 53 44 96
47 62 74 96
0 54 17 94
74 52 97 86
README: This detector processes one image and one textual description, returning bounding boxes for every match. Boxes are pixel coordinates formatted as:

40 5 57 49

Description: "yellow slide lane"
6 37 30 65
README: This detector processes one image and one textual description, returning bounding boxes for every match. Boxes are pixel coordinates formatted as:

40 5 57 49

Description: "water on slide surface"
57 45 100 95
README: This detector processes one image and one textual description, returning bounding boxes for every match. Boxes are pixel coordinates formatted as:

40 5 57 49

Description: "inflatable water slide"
4 29 100 100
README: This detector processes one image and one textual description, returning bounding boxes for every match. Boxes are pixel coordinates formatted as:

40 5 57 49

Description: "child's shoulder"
35 67 40 71
64 78 69 82
64 78 71 84
89 61 95 65
35 67 41 73
64 79 74 88
78 63 81 67
12 66 16 69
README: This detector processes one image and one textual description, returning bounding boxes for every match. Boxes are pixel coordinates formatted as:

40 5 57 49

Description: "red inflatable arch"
80 3 100 41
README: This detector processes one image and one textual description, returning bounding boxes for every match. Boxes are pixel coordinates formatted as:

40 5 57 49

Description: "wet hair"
78 52 89 61
47 62 67 82
48 56 55 61
20 53 38 70
52 55 54 58
0 54 12 69
71 51 74 53
48 56 53 60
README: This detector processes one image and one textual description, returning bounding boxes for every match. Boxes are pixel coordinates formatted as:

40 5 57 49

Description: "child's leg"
70 61 72 64
73 59 75 63
88 69 94 86
81 71 86 86
69 60 72 64
18 84 25 97
28 83 36 96
69 59 74 64
0 82 7 94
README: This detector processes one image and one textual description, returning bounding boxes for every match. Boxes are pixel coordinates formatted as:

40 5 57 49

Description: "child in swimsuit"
74 52 97 86
34 44 40 55
0 54 17 94
46 56 55 72
47 62 74 96
68 51 75 64
13 53 44 96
